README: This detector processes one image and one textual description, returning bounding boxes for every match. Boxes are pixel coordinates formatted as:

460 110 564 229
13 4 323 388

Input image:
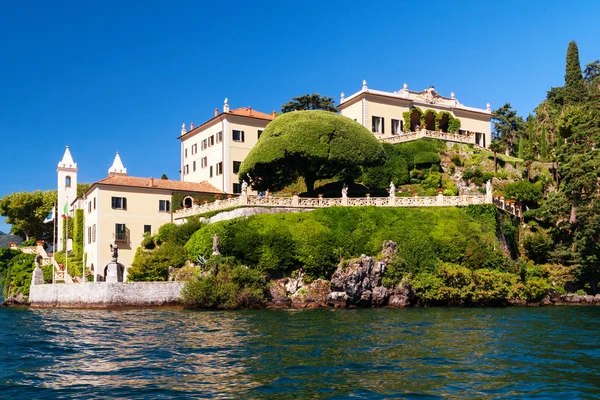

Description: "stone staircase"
36 244 74 284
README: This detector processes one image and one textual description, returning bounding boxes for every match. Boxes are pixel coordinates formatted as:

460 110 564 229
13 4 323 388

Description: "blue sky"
1 0 599 234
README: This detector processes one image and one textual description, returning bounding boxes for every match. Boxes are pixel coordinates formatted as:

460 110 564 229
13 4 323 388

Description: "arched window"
183 196 193 208
65 176 72 187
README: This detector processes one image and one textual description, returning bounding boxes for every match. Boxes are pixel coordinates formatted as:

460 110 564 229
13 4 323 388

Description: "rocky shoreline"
266 241 600 309
6 239 600 309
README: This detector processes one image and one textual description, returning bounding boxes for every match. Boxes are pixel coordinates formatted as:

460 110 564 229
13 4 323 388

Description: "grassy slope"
185 205 501 279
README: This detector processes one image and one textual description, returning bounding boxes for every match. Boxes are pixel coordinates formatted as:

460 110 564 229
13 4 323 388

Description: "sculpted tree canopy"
281 94 338 113
239 111 385 195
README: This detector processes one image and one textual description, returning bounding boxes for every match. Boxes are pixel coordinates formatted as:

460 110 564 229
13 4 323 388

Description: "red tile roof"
178 107 276 140
91 175 223 194
229 107 276 120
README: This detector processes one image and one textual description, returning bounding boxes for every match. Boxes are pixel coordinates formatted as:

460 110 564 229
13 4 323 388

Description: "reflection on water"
0 307 599 398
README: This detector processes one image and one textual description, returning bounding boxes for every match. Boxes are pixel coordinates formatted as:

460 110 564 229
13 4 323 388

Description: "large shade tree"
239 111 385 195
492 103 525 156
281 94 338 113
0 183 90 241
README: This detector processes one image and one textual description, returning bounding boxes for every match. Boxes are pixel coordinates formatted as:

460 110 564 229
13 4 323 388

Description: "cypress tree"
518 138 525 159
564 41 587 104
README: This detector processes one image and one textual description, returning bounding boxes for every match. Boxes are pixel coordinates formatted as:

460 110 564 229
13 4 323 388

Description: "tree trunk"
570 202 577 224
304 177 316 196
493 152 497 172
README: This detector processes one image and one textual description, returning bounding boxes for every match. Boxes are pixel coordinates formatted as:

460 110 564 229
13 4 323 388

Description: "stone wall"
29 282 184 308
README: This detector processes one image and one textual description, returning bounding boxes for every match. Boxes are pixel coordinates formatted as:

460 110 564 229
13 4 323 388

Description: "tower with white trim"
57 146 78 251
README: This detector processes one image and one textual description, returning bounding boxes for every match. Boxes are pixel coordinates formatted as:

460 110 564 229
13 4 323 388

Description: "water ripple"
0 307 599 398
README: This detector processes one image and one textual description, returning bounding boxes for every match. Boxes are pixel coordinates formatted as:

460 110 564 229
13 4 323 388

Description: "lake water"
0 307 598 399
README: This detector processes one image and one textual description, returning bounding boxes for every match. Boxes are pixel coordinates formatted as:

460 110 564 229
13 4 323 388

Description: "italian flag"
61 202 68 219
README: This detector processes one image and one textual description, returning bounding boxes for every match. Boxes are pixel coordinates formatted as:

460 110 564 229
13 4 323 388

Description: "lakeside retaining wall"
29 282 185 308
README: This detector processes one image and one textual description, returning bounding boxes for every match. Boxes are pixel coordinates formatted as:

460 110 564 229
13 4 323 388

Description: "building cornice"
340 87 492 117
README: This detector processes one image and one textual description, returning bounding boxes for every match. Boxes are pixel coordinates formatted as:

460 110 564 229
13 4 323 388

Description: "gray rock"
381 240 397 261
327 291 349 307
388 294 410 308
371 286 389 307
268 280 292 308
388 283 416 307
291 279 330 308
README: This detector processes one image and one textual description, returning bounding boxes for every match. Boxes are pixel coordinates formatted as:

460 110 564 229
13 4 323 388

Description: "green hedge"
73 209 84 259
185 205 502 280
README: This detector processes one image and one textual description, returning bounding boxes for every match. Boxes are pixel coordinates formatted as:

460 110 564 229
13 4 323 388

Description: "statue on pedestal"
110 242 118 262
389 181 396 198
32 254 44 285
486 180 492 196
212 234 220 255
341 184 348 198
241 180 248 195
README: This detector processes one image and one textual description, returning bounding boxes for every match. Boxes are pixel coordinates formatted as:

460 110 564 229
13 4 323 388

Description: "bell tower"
57 146 78 251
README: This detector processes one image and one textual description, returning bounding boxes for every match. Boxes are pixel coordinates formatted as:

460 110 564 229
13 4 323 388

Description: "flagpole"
65 198 68 280
52 203 56 284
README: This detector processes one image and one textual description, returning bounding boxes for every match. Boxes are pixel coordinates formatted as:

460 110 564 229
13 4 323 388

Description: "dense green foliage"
281 93 338 113
0 250 51 298
182 265 268 309
239 111 385 194
128 219 205 281
410 263 550 305
0 183 89 241
359 139 445 191
401 107 461 133
185 206 503 281
360 143 409 189
517 41 600 293
72 209 84 259
492 103 525 155
504 181 543 208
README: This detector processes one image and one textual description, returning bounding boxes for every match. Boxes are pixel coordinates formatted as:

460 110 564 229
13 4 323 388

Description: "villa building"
339 81 493 148
178 99 276 194
56 148 221 282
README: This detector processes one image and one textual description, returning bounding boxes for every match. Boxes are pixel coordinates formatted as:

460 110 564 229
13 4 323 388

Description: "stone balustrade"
379 130 476 145
174 193 492 221
492 196 523 218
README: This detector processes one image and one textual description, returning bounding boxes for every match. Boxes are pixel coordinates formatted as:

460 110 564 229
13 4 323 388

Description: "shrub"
1 253 36 298
421 172 442 190
128 243 188 281
414 152 441 167
504 181 543 208
462 170 474 180
523 230 552 264
360 143 410 189
496 171 509 180
450 154 462 166
182 265 268 308
521 276 551 301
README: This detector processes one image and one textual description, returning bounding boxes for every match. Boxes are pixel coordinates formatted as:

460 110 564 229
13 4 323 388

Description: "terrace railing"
174 192 499 221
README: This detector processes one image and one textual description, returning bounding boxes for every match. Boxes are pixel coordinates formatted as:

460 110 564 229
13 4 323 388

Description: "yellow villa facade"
339 81 493 148
179 99 276 194
55 148 221 282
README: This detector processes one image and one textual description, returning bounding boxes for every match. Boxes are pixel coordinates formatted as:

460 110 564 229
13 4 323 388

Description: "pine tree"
564 41 587 104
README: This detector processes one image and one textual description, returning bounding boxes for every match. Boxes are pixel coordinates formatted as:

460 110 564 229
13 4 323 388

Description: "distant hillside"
0 231 23 248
